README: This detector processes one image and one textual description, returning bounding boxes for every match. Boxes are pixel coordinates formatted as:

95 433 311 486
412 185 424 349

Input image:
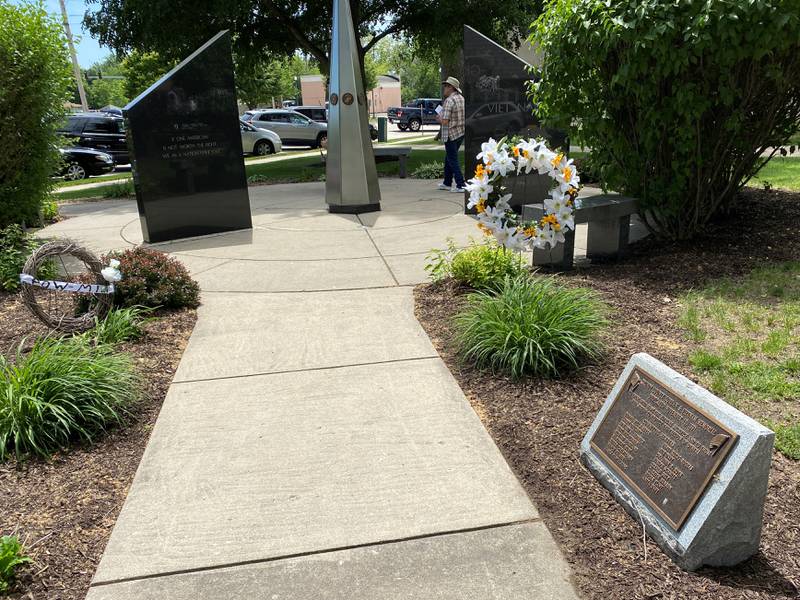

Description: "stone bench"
522 194 638 269
373 146 412 178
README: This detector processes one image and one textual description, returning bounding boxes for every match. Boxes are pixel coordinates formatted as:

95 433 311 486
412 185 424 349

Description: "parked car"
57 113 129 164
387 98 442 132
242 109 328 148
293 105 378 140
58 147 115 180
240 120 282 156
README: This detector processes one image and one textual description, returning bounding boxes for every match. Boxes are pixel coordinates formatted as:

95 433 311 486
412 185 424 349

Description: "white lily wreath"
465 137 581 251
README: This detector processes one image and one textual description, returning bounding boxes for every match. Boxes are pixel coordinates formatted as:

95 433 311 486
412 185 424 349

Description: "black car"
57 113 130 164
292 105 379 140
58 147 115 180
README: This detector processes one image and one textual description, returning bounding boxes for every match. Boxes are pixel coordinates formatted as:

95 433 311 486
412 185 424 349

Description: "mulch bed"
0 293 196 600
415 187 800 600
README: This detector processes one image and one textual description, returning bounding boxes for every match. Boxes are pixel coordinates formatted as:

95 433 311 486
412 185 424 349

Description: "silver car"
242 109 328 148
240 120 282 156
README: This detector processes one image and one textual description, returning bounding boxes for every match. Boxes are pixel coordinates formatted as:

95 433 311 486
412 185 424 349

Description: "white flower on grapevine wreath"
101 259 123 283
466 136 582 251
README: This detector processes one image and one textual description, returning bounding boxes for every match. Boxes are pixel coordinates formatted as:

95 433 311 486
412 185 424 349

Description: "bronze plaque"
342 92 354 105
330 93 339 106
590 367 738 530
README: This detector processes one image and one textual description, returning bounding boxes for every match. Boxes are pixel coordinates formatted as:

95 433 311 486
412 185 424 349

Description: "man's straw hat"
441 76 462 94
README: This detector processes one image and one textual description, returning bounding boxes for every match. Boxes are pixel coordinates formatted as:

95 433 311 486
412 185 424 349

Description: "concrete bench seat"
522 194 638 269
374 146 412 178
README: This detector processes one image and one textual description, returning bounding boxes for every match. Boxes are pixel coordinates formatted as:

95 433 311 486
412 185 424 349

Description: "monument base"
328 203 382 215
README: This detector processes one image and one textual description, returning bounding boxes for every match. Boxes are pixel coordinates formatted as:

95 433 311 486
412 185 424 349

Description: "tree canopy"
83 0 542 78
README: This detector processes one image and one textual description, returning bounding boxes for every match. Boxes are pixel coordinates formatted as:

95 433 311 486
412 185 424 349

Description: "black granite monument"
124 30 252 243
463 26 566 212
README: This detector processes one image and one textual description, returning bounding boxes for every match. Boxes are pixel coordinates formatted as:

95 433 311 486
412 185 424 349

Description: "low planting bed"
415 186 800 600
0 247 198 599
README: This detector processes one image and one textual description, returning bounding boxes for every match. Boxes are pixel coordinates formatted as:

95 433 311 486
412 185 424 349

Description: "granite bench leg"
532 228 576 270
398 155 407 178
586 215 631 261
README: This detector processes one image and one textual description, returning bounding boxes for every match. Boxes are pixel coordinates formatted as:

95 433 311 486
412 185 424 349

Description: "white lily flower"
108 258 121 269
556 161 580 192
477 138 499 165
495 193 513 211
491 150 515 177
557 206 576 231
101 266 123 283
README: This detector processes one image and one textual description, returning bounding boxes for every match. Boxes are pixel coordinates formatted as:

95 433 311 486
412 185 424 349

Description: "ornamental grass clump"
0 336 140 460
456 275 608 378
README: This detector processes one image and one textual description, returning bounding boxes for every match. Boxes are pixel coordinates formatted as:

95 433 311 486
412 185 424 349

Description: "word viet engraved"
590 367 738 530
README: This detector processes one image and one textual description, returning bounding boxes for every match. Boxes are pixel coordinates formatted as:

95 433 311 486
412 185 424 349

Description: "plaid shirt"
440 92 465 141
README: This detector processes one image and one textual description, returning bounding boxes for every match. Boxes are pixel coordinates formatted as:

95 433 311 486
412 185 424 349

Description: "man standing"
437 76 466 193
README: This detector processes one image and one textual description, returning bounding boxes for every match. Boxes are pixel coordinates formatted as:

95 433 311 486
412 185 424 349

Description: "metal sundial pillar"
325 0 381 213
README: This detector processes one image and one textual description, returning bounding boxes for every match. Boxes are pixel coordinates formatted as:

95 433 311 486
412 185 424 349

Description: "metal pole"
59 0 88 111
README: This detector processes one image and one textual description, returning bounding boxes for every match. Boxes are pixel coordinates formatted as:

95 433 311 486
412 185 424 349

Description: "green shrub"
455 275 608 378
89 306 152 345
105 247 200 309
425 238 526 289
101 181 135 198
0 336 140 460
0 1 72 227
0 225 56 292
0 535 31 593
411 162 445 180
530 0 800 240
41 200 59 223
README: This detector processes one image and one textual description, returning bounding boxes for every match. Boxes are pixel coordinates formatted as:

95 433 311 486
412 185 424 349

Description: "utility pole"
59 0 88 111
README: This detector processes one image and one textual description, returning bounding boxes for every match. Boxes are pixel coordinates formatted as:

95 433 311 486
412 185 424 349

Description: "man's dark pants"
443 135 465 188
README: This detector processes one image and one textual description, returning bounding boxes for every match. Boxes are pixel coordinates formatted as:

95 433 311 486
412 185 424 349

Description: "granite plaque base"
124 30 252 243
581 353 774 571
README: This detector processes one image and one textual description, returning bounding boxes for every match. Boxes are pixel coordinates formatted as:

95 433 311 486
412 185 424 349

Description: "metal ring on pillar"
330 93 339 105
342 93 354 105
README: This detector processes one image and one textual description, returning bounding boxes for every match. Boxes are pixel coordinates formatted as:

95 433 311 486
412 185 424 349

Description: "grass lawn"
54 149 460 202
678 262 800 459
56 171 131 187
751 156 800 191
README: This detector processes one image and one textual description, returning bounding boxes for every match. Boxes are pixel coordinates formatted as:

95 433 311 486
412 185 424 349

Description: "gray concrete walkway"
41 180 581 599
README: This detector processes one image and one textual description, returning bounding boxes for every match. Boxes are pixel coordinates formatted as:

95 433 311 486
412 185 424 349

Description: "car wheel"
64 162 87 181
254 140 274 156
408 118 421 132
315 133 327 149
398 124 408 131
370 128 378 141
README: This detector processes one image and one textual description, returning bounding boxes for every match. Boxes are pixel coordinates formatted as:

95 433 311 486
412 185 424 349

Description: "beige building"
299 74 401 114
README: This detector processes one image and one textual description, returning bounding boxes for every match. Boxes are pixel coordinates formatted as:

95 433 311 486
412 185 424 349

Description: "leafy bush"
0 336 140 459
425 238 526 289
41 200 59 223
0 535 31 593
411 161 445 180
455 275 608 378
89 306 152 345
531 0 800 240
105 247 200 309
0 225 56 292
102 181 135 198
0 2 72 227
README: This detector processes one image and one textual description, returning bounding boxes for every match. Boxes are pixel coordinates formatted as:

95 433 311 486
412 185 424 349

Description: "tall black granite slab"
123 30 252 243
463 26 566 213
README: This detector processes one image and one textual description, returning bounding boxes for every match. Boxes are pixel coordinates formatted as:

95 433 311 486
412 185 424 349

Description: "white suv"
242 109 328 148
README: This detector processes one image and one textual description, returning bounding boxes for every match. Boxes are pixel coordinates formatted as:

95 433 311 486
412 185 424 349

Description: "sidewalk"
41 180 579 599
